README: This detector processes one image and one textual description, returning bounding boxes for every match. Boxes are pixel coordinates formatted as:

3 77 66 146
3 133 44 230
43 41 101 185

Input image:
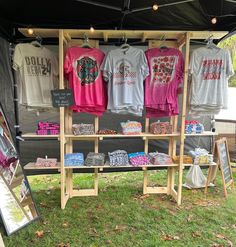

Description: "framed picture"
0 103 39 235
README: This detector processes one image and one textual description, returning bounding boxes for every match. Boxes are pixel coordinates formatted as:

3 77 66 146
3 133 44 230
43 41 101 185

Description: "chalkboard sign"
215 138 234 197
51 89 74 107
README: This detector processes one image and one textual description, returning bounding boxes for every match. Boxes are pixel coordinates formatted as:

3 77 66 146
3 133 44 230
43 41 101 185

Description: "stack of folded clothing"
149 153 173 166
35 157 57 167
120 121 142 135
97 129 117 135
188 148 213 165
36 121 60 135
72 124 94 135
85 152 105 166
172 155 193 164
128 152 150 166
185 120 204 134
150 121 172 134
108 150 129 166
64 153 84 166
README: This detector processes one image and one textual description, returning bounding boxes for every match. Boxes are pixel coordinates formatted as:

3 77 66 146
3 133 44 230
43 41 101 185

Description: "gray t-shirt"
189 47 234 115
101 46 149 116
13 43 58 109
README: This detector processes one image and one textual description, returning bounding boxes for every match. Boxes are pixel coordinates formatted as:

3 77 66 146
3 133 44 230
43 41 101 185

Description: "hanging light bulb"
211 17 217 24
27 28 34 35
90 26 95 32
152 4 158 11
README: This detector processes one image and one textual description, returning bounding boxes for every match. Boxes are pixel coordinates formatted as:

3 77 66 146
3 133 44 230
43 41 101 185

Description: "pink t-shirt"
145 48 184 117
64 47 107 116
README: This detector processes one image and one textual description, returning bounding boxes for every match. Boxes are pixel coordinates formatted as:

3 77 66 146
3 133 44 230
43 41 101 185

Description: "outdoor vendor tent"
0 0 235 175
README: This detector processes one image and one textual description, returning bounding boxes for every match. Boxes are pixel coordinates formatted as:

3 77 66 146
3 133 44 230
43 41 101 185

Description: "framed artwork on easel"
0 103 39 236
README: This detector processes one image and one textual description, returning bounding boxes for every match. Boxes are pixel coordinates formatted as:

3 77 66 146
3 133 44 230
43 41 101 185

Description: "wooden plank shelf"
64 132 181 140
18 28 228 41
185 131 218 136
22 131 217 140
22 133 59 139
24 162 179 170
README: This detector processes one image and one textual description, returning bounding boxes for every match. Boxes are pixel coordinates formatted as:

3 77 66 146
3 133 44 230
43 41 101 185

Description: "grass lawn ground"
1 169 236 247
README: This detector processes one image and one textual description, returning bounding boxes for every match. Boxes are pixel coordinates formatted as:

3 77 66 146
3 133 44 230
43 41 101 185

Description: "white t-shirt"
13 43 58 108
189 47 234 115
101 46 149 116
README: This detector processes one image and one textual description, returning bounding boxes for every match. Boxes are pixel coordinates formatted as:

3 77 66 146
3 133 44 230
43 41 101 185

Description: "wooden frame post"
177 32 190 205
59 29 69 209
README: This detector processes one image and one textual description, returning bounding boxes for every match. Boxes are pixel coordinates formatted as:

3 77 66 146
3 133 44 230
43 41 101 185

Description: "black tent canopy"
1 0 236 41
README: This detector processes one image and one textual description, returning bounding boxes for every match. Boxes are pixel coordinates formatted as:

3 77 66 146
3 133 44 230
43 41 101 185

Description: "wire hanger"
120 33 130 50
205 35 221 50
31 36 43 47
159 35 168 49
81 34 93 48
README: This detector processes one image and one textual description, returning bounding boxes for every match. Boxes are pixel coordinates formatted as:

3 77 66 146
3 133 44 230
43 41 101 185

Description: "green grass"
1 170 236 247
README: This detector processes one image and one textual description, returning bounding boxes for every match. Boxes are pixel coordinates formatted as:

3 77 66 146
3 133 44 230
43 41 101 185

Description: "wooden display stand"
20 28 227 209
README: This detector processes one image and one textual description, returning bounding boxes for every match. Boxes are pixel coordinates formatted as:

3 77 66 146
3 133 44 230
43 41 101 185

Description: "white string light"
211 17 217 24
27 28 34 35
152 4 158 11
90 26 95 32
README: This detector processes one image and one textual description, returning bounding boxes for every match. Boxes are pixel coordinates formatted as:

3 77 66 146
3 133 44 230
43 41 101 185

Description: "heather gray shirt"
101 46 149 116
189 47 234 115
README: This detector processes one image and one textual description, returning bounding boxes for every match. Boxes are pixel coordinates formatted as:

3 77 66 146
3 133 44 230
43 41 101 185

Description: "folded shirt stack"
128 152 150 166
150 153 173 166
85 152 105 166
150 121 172 134
108 150 129 166
36 121 60 135
120 121 142 135
97 129 117 135
185 120 204 134
35 157 57 167
72 123 94 135
64 153 84 166
172 155 193 164
188 148 213 165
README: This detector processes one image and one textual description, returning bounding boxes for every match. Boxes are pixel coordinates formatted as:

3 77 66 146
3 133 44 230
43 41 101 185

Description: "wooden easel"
205 138 234 196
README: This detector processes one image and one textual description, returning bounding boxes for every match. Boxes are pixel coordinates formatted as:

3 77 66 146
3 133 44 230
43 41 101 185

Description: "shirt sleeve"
12 44 23 70
189 50 196 75
226 50 234 78
52 53 59 76
100 52 112 82
177 51 184 85
64 49 72 74
140 50 149 79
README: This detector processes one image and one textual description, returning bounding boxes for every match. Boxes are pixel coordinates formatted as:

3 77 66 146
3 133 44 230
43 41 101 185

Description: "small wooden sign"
215 138 234 197
51 89 74 108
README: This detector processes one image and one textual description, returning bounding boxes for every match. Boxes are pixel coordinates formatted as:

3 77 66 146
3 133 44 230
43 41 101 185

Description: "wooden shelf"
65 132 180 140
24 162 179 170
22 133 59 139
185 131 218 136
22 131 216 140
18 28 228 41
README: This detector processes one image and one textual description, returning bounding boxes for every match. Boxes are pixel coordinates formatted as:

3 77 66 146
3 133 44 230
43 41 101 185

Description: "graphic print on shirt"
76 56 98 85
113 59 137 85
151 56 177 85
25 56 51 76
202 59 223 80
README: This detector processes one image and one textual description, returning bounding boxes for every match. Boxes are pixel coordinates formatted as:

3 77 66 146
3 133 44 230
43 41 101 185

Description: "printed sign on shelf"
51 89 74 107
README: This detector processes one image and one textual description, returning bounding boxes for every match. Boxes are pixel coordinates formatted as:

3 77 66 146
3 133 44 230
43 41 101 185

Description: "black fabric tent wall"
0 37 15 138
